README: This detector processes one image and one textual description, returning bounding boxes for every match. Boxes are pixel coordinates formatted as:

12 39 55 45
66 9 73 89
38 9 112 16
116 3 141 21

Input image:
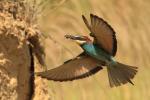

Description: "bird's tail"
107 61 138 87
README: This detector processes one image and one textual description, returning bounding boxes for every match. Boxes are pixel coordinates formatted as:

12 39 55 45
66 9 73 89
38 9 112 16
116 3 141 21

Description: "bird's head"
65 34 93 45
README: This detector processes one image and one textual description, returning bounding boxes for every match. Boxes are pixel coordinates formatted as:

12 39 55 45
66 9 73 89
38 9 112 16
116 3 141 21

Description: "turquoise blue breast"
82 43 111 62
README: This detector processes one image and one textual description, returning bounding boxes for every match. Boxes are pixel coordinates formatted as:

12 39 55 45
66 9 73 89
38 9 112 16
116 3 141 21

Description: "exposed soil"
0 0 51 100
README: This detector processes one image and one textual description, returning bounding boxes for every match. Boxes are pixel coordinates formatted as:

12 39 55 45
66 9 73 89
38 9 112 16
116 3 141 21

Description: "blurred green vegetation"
37 0 150 100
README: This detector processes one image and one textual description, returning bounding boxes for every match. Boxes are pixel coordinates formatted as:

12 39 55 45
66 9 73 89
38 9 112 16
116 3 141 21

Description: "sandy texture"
33 77 51 100
0 33 30 100
0 0 51 100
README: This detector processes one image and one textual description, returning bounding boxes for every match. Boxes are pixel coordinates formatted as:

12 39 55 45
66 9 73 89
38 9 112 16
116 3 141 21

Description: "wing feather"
82 14 117 56
36 56 103 81
90 14 117 56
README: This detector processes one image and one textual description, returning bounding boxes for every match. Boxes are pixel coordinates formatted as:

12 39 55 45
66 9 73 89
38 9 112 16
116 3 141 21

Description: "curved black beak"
65 34 86 41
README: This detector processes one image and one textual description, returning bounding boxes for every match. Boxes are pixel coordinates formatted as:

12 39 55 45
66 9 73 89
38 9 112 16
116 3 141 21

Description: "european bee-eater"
36 14 137 87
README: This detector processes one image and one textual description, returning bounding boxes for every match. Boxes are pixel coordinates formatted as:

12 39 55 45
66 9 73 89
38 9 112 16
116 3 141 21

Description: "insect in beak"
65 34 87 41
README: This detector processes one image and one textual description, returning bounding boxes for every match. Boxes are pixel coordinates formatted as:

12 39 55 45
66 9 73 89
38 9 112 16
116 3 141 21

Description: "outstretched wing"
82 14 117 56
35 56 103 81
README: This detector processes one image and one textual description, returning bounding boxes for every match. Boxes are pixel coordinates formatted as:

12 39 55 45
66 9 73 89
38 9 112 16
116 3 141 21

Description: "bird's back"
81 43 112 62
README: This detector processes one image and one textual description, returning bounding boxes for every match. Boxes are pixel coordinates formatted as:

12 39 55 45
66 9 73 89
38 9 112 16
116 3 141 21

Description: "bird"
36 14 138 87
